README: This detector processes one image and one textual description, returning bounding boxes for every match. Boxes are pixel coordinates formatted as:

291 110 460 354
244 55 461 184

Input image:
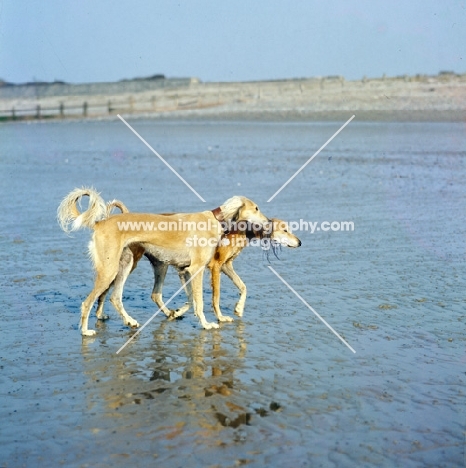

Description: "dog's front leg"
149 259 179 318
221 261 247 317
168 270 192 321
169 270 191 319
211 264 233 323
190 267 219 330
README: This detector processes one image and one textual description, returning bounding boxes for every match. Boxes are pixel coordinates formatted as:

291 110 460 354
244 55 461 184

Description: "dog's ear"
234 199 246 221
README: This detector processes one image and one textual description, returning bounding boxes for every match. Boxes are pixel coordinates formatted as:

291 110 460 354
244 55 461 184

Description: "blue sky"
1 0 465 83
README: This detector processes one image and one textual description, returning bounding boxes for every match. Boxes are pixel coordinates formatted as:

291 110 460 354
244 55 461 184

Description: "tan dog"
57 187 268 336
206 218 301 319
97 200 301 323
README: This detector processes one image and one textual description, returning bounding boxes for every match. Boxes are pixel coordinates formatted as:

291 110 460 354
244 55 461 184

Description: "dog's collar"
212 207 229 234
211 207 224 223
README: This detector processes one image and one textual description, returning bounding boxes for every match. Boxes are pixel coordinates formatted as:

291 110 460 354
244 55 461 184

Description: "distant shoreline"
113 109 466 123
1 73 465 123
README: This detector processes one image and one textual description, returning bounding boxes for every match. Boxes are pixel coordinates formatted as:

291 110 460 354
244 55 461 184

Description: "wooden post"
36 105 41 119
108 100 112 114
83 101 88 117
11 108 15 120
59 102 64 118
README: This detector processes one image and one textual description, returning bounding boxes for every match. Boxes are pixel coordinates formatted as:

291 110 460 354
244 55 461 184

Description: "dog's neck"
228 226 267 239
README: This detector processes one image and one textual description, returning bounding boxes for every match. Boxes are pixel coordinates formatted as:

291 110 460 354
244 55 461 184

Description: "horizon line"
2 69 464 87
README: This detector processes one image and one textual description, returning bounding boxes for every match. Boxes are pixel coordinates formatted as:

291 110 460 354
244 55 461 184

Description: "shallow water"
1 119 465 467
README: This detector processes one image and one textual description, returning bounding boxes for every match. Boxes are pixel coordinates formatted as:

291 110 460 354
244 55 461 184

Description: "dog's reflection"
81 319 253 430
146 320 251 428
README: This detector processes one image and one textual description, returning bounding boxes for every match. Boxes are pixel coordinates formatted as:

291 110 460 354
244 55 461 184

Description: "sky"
1 0 465 84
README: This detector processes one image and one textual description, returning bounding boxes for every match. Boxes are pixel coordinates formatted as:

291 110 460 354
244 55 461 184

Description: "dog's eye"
284 229 288 233
255 206 258 211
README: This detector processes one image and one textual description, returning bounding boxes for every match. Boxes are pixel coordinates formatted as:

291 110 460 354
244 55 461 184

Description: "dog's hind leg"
221 260 247 317
109 247 140 328
95 285 111 321
81 269 119 336
210 264 234 323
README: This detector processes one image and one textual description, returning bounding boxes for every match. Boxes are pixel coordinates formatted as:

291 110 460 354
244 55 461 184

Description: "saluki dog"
57 187 269 336
96 200 301 324
205 217 301 319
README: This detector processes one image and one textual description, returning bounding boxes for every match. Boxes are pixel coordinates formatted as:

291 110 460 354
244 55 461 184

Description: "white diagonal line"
268 266 356 353
117 114 206 202
267 115 355 202
116 266 204 354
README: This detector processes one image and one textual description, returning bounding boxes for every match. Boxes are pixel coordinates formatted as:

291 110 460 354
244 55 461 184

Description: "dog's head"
220 196 269 227
270 218 301 248
257 218 301 260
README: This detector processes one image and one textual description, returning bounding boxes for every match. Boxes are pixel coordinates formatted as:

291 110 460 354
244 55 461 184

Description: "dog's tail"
106 199 129 217
57 187 108 233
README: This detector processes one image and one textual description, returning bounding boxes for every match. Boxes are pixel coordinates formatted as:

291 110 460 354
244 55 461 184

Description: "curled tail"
57 187 107 233
106 199 129 217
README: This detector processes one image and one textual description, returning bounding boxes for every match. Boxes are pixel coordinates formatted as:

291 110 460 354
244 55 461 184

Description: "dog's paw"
125 318 140 328
234 303 244 316
176 303 190 315
218 315 234 323
82 329 96 337
204 322 220 330
167 310 179 321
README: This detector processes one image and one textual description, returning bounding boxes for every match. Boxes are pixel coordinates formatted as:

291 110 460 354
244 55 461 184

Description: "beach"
1 118 465 466
1 73 465 122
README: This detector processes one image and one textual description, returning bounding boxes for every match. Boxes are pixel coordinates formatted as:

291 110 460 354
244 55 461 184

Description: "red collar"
211 207 224 223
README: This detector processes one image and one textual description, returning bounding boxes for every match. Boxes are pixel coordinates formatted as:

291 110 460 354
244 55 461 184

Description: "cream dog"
97 200 301 324
57 187 268 336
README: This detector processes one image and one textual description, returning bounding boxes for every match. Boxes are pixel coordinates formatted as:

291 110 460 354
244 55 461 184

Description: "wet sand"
1 119 465 466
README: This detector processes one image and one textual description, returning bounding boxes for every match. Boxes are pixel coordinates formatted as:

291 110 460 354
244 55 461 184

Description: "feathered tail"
106 199 129 217
57 187 108 233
